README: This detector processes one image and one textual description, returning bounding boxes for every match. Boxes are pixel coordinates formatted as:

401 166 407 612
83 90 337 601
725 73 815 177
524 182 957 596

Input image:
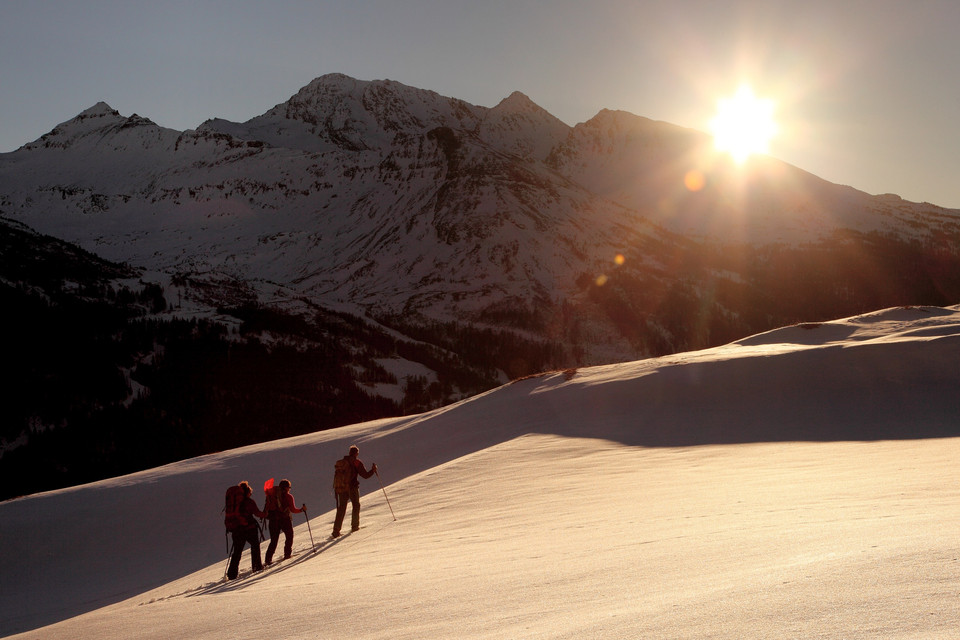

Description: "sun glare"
710 85 777 164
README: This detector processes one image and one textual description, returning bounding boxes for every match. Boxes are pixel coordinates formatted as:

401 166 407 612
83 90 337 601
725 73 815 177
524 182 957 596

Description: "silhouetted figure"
332 445 377 537
264 479 304 564
227 481 266 579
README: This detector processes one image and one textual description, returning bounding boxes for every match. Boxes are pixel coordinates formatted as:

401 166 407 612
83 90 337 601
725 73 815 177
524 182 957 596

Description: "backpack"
224 485 246 532
333 457 353 493
263 478 282 515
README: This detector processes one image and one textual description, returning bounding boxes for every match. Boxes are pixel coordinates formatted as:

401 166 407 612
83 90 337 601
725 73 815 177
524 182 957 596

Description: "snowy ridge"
2 304 959 637
2 74 959 345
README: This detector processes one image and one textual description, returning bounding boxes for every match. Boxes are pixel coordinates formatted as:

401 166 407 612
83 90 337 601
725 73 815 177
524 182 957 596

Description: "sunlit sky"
2 0 958 208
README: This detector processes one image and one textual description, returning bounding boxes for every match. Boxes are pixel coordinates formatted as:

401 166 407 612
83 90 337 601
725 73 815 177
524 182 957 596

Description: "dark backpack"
261 478 279 516
224 485 246 532
333 457 352 493
263 486 280 514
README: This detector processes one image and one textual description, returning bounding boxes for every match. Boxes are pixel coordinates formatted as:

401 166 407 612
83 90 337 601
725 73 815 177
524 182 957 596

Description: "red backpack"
224 485 246 532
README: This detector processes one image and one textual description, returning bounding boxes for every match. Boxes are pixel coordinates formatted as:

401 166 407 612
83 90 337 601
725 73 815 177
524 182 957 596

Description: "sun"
710 85 777 164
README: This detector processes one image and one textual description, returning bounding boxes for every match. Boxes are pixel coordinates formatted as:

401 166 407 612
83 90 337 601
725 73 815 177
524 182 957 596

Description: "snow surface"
2 305 960 638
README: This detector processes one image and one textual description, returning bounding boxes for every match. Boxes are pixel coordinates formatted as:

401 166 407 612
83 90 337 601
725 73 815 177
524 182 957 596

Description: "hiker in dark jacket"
227 481 267 579
332 445 377 538
265 479 305 564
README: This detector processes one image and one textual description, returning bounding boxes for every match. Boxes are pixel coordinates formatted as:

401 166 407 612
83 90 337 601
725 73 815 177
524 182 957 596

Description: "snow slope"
2 305 959 638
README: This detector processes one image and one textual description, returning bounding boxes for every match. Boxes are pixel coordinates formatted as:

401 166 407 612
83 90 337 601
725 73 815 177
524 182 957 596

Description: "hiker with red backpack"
263 478 305 564
225 481 267 580
331 445 377 538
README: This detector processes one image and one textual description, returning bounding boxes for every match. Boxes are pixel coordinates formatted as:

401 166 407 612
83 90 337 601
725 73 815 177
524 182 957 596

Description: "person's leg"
350 487 361 531
248 528 263 571
227 530 245 579
265 516 280 563
333 492 347 536
282 517 294 558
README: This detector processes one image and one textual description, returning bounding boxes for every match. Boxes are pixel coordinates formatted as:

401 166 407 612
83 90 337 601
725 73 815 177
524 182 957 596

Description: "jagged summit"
288 73 372 108
25 101 169 150
481 90 570 160
21 102 127 151
79 102 120 118
199 74 486 153
301 71 369 91
280 74 474 128
493 91 543 114
577 108 671 134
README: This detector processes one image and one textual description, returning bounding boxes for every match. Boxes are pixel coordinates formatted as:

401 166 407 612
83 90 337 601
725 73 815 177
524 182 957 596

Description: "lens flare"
684 170 706 192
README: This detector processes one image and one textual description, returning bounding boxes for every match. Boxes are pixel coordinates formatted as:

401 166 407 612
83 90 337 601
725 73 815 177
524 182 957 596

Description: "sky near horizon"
1 0 958 208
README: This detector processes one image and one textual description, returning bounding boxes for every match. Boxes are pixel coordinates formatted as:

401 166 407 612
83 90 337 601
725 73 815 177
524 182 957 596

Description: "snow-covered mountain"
3 74 958 340
1 75 651 322
2 304 958 638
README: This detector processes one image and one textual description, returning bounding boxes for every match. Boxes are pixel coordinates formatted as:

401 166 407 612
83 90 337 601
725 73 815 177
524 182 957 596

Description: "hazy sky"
2 0 958 208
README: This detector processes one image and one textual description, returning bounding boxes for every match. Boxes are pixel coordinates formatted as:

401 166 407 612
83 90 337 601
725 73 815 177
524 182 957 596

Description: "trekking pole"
223 539 234 580
303 506 316 549
375 469 397 521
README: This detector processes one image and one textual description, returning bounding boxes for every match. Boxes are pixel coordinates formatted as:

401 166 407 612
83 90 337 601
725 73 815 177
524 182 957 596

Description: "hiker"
227 481 267 579
332 445 378 537
264 479 305 564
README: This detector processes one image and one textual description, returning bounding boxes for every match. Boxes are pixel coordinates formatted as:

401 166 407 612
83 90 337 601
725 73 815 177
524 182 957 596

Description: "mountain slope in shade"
1 304 958 637
547 107 960 243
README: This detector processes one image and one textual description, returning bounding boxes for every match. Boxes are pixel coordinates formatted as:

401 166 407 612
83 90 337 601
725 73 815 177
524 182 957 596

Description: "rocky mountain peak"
79 102 120 119
22 102 126 151
493 91 540 114
480 91 570 160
